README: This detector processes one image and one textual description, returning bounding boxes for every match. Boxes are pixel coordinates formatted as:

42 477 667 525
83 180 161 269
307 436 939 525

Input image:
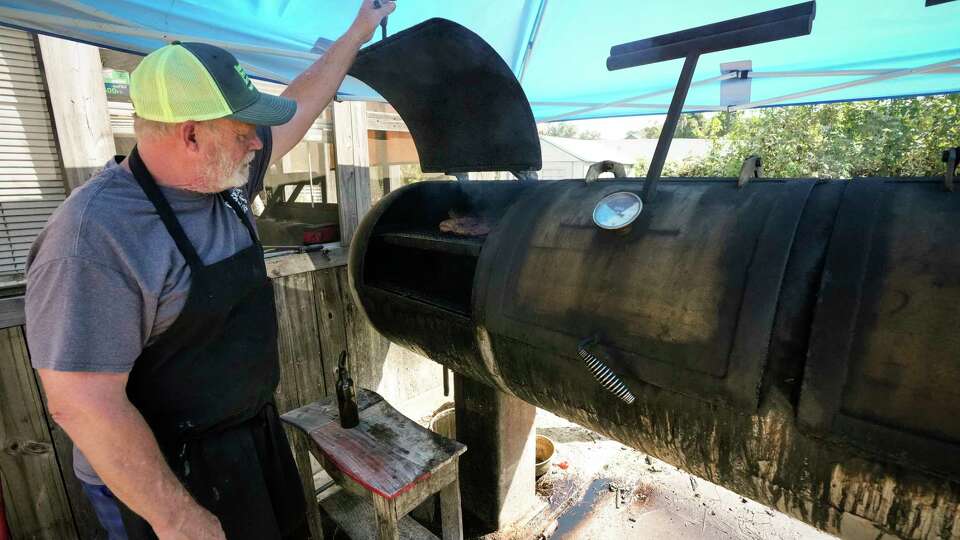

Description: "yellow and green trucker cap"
131 41 296 126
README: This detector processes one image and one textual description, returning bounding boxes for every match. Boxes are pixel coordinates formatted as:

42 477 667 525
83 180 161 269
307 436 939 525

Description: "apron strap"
128 147 204 270
219 190 260 247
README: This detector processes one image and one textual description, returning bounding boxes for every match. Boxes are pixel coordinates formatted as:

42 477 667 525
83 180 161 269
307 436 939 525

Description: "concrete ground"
380 388 834 539
529 410 835 540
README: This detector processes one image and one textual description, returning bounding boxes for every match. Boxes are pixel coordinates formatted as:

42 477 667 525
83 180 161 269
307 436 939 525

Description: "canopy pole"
731 57 960 110
749 67 960 77
56 0 142 28
533 101 724 111
643 52 699 201
517 0 549 83
539 72 733 122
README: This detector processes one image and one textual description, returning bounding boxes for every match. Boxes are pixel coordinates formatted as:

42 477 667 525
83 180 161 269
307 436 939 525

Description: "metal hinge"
738 155 762 188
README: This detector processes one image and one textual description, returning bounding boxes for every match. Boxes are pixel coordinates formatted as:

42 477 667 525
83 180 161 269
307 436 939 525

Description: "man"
24 1 396 538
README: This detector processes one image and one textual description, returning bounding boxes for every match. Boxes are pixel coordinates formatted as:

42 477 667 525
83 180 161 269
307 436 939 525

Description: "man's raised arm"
270 0 396 165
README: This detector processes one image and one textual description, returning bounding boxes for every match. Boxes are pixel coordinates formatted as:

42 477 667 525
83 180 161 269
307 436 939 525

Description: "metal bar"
533 62 959 119
517 0 549 83
643 52 699 202
532 100 724 111
749 67 960 77
607 1 814 70
731 57 960 110
55 0 148 29
610 1 814 56
0 6 321 61
539 72 733 122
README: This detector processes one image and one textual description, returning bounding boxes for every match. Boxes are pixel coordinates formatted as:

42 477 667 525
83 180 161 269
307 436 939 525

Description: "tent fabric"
1 0 958 121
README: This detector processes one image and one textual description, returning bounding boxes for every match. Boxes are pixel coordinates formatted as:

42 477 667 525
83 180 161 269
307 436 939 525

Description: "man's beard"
195 151 255 193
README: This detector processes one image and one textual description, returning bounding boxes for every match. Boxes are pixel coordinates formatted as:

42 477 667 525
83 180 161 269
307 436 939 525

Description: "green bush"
633 95 960 178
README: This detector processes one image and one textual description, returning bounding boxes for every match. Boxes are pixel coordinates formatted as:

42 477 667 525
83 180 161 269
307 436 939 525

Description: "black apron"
119 148 307 539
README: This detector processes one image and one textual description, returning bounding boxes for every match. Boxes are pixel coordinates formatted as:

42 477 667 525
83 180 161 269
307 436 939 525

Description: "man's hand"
347 0 397 44
154 505 225 540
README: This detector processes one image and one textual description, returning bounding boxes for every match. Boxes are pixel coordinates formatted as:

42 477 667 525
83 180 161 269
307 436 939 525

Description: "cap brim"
228 92 297 126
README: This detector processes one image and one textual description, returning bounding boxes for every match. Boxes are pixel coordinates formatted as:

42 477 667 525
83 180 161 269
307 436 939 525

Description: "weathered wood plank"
272 273 328 540
264 247 348 279
332 101 371 247
438 471 463 540
0 297 23 329
373 496 401 540
336 266 390 391
319 486 435 540
312 268 349 398
0 326 77 539
36 35 115 191
393 461 459 519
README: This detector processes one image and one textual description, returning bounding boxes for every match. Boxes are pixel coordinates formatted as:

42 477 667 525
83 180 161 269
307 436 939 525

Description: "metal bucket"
429 406 456 439
535 435 555 478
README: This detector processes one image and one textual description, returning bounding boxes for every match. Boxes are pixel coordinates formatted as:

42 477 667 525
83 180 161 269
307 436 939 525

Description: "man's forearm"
55 397 196 528
270 0 394 163
283 30 366 124
271 30 367 163
40 371 214 536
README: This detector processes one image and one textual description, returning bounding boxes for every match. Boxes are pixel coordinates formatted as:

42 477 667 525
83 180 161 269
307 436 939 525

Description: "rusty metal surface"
480 179 814 408
800 179 960 478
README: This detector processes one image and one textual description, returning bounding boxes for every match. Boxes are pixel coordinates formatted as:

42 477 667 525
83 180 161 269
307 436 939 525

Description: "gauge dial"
593 191 643 230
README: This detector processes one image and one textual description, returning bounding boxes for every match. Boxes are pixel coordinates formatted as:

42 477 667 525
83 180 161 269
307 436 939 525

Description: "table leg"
372 495 400 540
439 476 464 540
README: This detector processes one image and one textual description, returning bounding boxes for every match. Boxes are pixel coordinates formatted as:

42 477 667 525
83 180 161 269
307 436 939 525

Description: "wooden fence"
0 256 433 539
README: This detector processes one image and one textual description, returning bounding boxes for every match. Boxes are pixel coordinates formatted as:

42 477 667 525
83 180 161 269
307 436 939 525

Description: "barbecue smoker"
346 16 960 539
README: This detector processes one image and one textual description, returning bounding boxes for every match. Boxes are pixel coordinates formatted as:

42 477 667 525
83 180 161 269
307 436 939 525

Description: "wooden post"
332 101 371 247
37 35 116 192
272 274 328 540
0 327 77 539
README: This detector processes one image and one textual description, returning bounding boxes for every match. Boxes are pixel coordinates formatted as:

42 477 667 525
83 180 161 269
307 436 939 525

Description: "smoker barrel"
349 178 960 537
345 16 960 538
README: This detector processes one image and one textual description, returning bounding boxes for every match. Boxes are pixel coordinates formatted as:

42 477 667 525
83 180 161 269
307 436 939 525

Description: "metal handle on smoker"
585 160 627 183
578 337 636 404
944 147 958 192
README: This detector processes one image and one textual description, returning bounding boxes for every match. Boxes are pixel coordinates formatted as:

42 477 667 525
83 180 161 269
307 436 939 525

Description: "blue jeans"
80 481 128 540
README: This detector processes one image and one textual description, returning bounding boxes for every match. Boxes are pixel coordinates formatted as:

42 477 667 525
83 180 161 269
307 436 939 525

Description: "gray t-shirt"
25 126 272 484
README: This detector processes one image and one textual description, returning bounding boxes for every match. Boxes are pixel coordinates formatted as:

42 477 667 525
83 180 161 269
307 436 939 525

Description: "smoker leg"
454 374 537 535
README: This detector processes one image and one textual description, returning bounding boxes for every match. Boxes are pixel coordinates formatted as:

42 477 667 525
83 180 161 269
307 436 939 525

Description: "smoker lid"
349 18 542 174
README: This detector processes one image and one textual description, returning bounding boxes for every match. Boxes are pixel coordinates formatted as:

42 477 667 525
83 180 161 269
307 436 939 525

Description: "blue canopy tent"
0 0 957 121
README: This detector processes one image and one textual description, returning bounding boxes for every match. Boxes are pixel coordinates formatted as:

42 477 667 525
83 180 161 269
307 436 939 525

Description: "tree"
538 122 601 140
662 95 960 178
626 113 715 140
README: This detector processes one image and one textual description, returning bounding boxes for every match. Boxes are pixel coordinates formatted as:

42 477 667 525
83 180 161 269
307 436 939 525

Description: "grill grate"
376 229 484 257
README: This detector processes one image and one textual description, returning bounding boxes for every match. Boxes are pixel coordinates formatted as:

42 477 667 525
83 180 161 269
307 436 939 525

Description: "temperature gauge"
593 191 643 230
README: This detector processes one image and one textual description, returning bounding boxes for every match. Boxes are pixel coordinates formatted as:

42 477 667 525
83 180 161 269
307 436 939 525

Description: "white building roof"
540 136 711 165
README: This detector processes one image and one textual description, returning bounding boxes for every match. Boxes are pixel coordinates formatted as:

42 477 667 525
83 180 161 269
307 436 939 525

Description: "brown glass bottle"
336 352 360 428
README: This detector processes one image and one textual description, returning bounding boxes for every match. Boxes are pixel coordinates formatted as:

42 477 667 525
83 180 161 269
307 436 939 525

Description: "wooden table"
281 389 467 540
